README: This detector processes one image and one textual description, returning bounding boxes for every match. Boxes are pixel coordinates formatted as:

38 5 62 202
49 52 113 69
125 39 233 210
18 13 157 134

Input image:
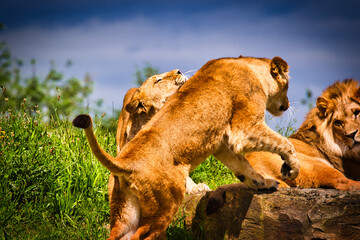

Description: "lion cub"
73 56 299 240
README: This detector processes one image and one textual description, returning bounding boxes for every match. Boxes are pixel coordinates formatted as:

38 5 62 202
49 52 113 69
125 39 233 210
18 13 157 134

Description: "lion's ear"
125 99 150 114
270 56 289 84
316 97 329 118
354 86 360 103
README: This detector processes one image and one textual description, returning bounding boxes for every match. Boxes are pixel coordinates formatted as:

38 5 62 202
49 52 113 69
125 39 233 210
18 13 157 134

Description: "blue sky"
1 0 360 128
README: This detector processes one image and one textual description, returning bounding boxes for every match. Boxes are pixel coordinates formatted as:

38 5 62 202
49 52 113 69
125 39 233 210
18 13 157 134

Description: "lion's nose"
346 130 358 140
279 104 288 112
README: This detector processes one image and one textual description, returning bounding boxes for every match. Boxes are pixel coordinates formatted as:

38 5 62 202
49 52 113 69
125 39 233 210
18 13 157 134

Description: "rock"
182 183 360 240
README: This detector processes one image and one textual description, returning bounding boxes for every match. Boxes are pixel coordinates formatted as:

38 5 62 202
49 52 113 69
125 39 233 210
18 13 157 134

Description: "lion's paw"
261 178 279 191
187 183 211 195
238 175 279 191
251 178 279 191
281 161 299 180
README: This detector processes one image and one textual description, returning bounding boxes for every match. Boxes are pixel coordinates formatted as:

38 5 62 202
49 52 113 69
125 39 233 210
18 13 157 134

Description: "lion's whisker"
287 105 297 122
282 104 297 124
183 69 198 79
184 69 197 75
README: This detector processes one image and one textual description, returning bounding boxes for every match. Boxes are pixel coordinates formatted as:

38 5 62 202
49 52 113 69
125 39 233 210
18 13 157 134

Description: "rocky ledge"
181 183 360 240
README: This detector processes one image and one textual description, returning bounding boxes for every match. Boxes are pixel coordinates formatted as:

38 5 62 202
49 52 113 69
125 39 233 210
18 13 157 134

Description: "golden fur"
73 56 299 239
115 69 187 153
107 69 209 240
246 79 360 190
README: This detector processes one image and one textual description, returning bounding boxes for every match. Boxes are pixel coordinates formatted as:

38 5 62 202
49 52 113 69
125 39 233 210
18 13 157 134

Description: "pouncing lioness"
73 56 300 239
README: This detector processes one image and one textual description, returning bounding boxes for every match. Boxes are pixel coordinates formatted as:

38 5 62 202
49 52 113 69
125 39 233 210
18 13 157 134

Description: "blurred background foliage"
301 88 314 110
0 21 160 129
134 62 159 86
0 40 95 119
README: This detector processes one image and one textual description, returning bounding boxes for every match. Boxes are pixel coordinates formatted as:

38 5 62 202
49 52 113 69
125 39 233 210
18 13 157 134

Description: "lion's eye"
334 120 343 127
354 109 360 118
154 78 162 84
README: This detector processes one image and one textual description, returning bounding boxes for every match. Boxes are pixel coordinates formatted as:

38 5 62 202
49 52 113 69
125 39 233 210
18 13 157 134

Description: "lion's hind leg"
130 218 168 240
130 225 151 240
144 231 167 240
131 225 166 240
214 144 279 191
130 198 181 240
108 175 140 240
130 174 185 240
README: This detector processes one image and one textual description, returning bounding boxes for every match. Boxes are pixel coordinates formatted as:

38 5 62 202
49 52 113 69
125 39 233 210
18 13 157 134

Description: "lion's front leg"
228 122 300 180
214 143 279 190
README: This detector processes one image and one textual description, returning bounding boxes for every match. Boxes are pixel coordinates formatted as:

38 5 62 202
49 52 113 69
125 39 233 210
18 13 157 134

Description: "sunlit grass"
0 105 113 239
0 100 295 239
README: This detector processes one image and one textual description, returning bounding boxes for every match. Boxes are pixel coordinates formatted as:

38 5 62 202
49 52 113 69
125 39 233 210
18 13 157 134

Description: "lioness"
108 69 209 240
246 79 360 190
115 69 210 193
73 56 300 239
116 69 186 151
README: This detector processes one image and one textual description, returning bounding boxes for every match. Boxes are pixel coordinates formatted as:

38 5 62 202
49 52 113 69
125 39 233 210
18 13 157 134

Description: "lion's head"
315 79 360 156
295 79 360 161
125 69 187 114
266 57 290 117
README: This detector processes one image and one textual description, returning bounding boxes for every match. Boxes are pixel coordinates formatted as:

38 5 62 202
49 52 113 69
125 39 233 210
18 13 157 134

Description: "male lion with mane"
246 78 360 190
73 56 300 239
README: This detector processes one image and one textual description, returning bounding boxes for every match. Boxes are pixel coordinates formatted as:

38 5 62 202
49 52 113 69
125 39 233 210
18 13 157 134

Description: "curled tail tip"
72 114 92 129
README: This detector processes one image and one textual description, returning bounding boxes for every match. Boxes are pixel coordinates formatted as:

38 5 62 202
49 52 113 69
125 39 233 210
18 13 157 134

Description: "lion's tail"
73 114 128 174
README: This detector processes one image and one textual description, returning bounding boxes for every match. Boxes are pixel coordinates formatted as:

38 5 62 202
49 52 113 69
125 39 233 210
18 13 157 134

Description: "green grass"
1 99 296 239
0 107 114 239
190 156 239 190
0 105 240 239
